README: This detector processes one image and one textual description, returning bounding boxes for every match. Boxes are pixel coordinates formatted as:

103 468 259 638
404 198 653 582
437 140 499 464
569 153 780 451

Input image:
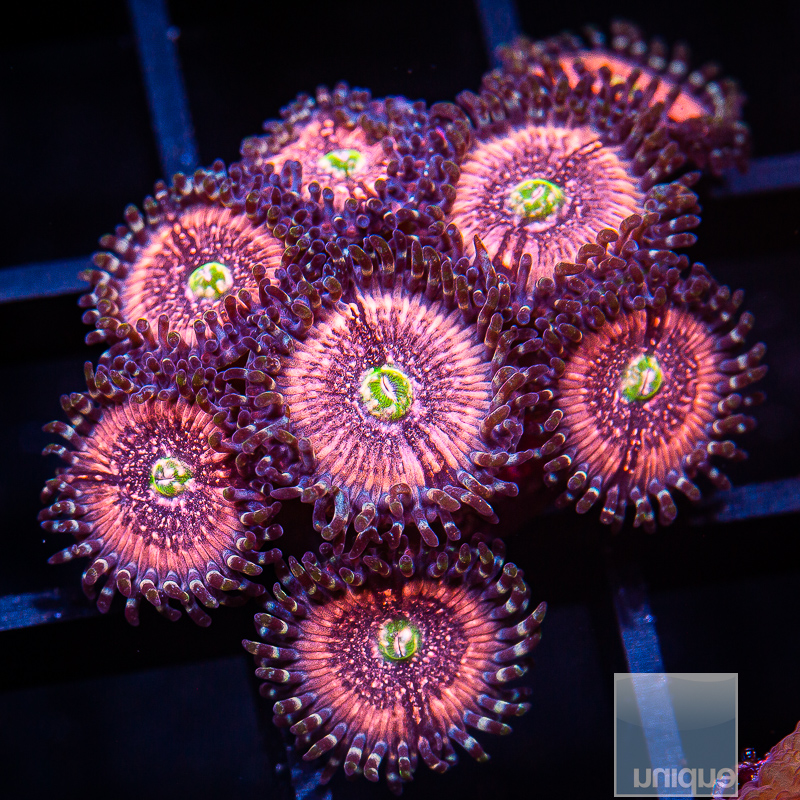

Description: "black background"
1 1 799 798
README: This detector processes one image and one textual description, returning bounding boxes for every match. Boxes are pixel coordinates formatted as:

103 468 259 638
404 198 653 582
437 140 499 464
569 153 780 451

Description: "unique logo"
614 673 738 797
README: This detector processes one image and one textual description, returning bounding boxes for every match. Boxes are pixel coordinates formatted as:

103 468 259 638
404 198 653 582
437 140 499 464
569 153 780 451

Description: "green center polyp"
508 178 566 222
377 619 420 662
318 148 365 179
621 354 664 403
359 365 413 422
187 261 234 300
150 457 193 498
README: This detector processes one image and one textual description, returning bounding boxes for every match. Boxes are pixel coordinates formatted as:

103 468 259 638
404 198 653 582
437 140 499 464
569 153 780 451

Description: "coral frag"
29 14 771 797
728 722 800 799
243 540 545 793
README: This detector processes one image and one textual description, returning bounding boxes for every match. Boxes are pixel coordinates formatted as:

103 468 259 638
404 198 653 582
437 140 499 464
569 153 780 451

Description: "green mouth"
359 365 413 422
186 261 234 301
507 178 566 222
621 354 664 403
377 618 421 662
318 148 366 179
150 456 193 498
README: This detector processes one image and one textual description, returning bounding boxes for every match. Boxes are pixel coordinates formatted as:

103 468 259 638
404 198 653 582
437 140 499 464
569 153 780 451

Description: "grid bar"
612 569 667 675
628 674 687 799
705 476 800 523
0 258 90 304
611 564 686 799
473 0 522 67
127 0 199 177
0 587 100 632
715 153 800 196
